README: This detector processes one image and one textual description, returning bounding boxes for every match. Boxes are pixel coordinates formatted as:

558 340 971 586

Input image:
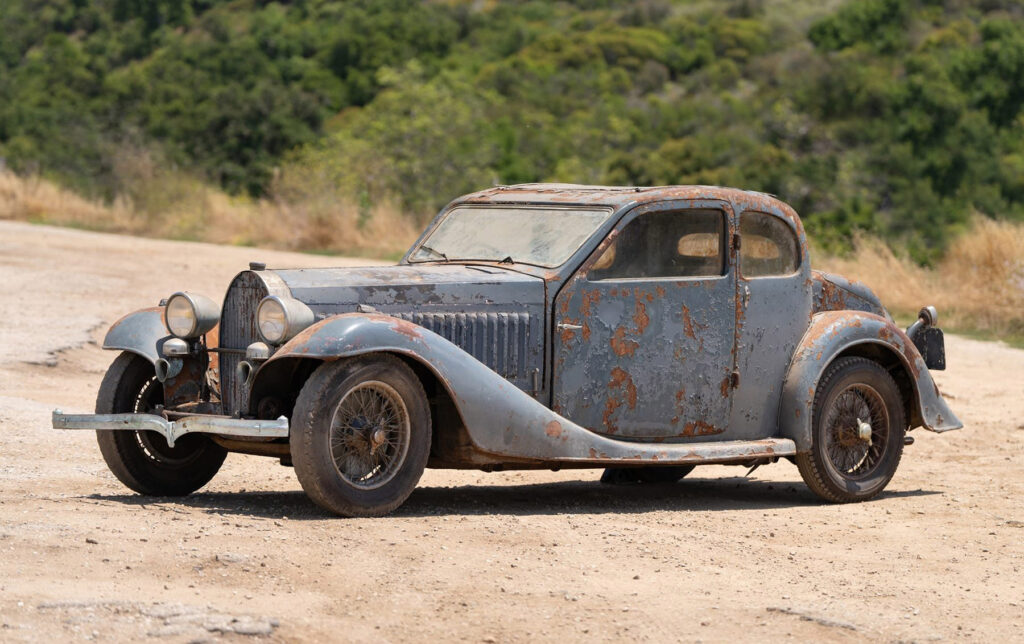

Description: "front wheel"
95 352 226 496
290 355 431 517
796 357 905 503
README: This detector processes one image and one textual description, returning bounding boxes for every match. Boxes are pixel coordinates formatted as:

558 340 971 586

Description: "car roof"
452 183 793 214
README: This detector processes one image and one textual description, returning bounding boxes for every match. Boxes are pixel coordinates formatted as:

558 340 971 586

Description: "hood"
269 264 547 393
811 271 891 320
271 264 545 316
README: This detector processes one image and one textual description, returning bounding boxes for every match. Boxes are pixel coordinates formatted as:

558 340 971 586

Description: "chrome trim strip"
52 410 288 448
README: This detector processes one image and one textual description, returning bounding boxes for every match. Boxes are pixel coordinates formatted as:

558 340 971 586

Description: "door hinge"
731 370 740 389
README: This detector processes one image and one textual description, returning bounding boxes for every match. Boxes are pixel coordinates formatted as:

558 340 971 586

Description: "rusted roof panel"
454 183 787 211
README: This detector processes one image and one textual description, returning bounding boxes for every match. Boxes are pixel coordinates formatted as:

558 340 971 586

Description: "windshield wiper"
420 245 449 262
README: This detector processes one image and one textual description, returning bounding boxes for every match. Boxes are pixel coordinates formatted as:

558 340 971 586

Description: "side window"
589 209 726 281
740 212 799 278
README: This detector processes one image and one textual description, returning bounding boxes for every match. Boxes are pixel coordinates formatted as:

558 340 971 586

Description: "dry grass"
3 169 1022 342
817 218 1024 341
0 169 418 258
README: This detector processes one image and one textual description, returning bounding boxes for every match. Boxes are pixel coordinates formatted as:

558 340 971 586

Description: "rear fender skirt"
779 311 962 451
102 307 170 364
257 313 796 464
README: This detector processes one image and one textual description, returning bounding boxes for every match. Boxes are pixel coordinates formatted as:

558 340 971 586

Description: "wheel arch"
249 348 469 464
829 342 921 429
779 311 961 451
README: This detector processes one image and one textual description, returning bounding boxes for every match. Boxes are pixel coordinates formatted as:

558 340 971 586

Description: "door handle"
557 322 583 331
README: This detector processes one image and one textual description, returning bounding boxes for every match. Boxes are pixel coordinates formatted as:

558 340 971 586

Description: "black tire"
290 354 431 517
796 357 905 503
600 465 695 485
95 352 227 496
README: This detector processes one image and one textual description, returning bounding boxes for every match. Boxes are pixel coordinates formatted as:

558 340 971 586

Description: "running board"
544 437 797 466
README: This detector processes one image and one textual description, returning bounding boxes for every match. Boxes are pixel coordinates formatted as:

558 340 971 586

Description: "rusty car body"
53 184 961 516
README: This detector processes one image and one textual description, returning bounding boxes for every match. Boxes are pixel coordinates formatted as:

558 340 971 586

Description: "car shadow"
86 476 940 520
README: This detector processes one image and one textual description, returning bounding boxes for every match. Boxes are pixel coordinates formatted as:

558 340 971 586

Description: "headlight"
164 292 220 339
257 296 315 345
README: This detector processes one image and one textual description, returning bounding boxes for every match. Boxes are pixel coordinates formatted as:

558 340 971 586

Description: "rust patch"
390 320 423 342
610 327 639 357
609 366 638 410
655 285 666 297
814 276 849 312
632 299 650 334
545 421 562 438
682 305 696 340
679 420 723 437
580 289 601 318
561 326 576 345
720 376 730 398
559 292 572 315
602 397 621 434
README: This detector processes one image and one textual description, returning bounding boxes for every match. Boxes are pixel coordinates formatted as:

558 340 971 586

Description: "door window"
739 212 800 277
589 209 726 281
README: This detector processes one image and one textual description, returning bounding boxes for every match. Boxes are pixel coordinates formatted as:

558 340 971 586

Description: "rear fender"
779 311 962 451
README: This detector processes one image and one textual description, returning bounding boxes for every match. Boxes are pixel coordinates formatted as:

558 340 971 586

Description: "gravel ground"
1 220 1021 643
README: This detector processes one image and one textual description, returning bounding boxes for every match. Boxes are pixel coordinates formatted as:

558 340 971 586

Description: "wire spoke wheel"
328 380 411 490
291 355 431 517
796 356 906 503
822 383 889 480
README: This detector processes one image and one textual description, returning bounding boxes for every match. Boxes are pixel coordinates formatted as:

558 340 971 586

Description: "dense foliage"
1 0 1023 259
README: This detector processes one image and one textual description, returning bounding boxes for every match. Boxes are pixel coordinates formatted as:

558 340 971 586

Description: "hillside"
1 0 1023 262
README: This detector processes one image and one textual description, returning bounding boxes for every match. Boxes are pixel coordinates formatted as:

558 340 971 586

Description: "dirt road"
1 220 1021 642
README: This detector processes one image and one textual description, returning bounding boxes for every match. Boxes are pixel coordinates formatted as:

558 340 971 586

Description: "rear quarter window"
740 212 800 278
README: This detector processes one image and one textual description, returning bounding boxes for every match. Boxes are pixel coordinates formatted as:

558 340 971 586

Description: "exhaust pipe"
155 358 183 382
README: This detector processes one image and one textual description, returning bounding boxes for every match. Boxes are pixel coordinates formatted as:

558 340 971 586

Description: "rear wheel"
95 352 226 496
797 357 905 503
600 465 695 484
290 355 431 517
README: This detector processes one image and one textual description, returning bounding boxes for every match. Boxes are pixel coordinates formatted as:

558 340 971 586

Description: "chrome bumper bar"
52 410 289 447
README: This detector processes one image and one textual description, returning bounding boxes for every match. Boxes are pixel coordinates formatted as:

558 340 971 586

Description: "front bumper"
52 410 289 447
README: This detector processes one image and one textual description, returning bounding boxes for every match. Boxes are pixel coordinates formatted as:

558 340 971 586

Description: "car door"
552 200 737 441
728 209 812 439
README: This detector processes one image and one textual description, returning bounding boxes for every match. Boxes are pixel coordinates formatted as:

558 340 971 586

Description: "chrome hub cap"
824 384 889 478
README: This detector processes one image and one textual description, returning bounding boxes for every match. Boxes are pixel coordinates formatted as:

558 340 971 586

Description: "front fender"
103 307 170 364
779 311 962 451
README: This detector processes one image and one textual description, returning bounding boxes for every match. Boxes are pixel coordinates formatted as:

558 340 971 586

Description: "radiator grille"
391 311 537 382
218 272 268 415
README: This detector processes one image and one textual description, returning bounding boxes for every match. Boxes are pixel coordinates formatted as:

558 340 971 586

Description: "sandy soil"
1 220 1022 643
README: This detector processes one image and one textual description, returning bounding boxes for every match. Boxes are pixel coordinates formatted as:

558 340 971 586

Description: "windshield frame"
406 204 615 269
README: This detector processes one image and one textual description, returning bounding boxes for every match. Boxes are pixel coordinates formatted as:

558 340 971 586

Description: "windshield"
409 205 613 268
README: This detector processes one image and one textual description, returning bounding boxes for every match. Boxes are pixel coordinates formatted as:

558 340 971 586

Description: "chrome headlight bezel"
256 295 315 345
164 292 220 339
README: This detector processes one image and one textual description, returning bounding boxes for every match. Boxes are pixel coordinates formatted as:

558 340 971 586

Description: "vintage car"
53 184 961 516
